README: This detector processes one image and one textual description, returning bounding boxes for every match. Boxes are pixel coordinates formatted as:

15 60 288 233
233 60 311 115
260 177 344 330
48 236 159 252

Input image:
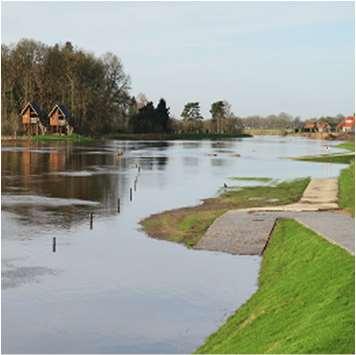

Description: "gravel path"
196 179 354 255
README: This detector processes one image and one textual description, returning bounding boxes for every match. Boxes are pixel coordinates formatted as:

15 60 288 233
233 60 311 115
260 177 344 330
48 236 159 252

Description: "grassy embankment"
141 177 309 247
337 141 355 152
339 160 355 216
337 141 355 216
196 219 355 354
32 133 94 143
295 154 354 164
106 132 252 140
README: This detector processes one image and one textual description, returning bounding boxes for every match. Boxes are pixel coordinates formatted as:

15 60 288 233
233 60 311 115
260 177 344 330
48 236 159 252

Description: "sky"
1 1 355 118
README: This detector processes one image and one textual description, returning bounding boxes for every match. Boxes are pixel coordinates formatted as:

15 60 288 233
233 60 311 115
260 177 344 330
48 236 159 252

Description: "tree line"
1 39 348 136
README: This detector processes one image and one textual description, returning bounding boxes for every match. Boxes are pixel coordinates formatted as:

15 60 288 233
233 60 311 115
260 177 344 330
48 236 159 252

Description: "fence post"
90 212 94 229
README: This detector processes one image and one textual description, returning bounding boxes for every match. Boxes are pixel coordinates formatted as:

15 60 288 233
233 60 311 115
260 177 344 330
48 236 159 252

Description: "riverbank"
141 178 309 247
33 133 94 143
196 219 354 354
294 152 355 164
2 134 94 143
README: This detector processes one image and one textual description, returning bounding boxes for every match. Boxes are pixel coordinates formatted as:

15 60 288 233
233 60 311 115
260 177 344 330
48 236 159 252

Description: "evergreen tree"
181 102 202 121
156 98 170 132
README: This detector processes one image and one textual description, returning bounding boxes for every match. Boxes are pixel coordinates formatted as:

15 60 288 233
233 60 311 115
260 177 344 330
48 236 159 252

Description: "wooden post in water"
52 237 56 253
130 188 133 202
117 198 120 213
90 212 94 229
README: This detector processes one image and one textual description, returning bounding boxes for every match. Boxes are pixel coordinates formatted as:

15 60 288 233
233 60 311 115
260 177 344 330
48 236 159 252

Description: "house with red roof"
337 115 355 133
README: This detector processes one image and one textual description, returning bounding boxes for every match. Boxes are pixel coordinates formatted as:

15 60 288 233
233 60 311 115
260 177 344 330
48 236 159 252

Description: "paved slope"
196 179 354 255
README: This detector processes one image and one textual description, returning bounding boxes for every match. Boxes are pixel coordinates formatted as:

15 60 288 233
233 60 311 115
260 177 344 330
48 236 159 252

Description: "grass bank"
294 153 355 164
337 141 355 152
32 133 94 143
105 132 252 140
339 161 355 216
196 219 355 354
141 178 309 247
294 141 355 164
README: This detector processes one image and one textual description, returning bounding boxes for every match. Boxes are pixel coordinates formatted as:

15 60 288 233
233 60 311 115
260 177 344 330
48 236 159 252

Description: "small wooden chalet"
48 104 73 135
20 102 47 136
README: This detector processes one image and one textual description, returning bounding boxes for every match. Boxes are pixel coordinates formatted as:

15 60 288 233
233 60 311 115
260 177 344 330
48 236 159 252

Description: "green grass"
229 177 273 182
196 219 355 354
337 141 355 152
141 178 309 247
295 153 355 164
339 160 355 216
32 133 94 143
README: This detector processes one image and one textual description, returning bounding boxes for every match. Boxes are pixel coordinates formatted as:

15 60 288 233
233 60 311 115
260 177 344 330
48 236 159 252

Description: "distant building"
337 116 355 133
303 120 317 132
48 104 73 135
20 102 47 136
316 121 331 133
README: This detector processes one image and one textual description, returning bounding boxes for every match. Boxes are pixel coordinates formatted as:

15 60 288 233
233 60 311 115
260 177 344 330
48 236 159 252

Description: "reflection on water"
2 137 346 353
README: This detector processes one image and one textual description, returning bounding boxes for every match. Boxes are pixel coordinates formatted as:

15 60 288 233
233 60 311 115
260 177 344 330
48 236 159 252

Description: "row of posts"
52 164 142 252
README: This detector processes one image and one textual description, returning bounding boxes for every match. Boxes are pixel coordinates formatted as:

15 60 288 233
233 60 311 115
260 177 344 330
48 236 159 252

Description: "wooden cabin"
20 102 46 136
48 104 73 135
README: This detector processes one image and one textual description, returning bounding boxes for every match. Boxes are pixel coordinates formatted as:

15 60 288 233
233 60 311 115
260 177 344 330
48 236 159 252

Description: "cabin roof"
20 102 44 116
48 104 71 119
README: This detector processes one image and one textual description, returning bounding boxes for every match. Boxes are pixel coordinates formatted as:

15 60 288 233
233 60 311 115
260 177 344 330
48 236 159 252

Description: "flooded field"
1 136 346 353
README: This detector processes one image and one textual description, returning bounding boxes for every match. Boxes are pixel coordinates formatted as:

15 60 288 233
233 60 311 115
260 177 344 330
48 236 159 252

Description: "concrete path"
195 211 277 255
241 178 339 212
196 211 354 255
196 179 354 255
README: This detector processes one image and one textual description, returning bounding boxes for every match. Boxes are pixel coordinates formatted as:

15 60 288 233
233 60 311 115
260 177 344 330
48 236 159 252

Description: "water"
1 136 346 353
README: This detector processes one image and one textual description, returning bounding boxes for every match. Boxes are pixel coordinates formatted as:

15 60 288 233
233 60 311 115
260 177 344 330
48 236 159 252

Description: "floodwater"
1 136 347 353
